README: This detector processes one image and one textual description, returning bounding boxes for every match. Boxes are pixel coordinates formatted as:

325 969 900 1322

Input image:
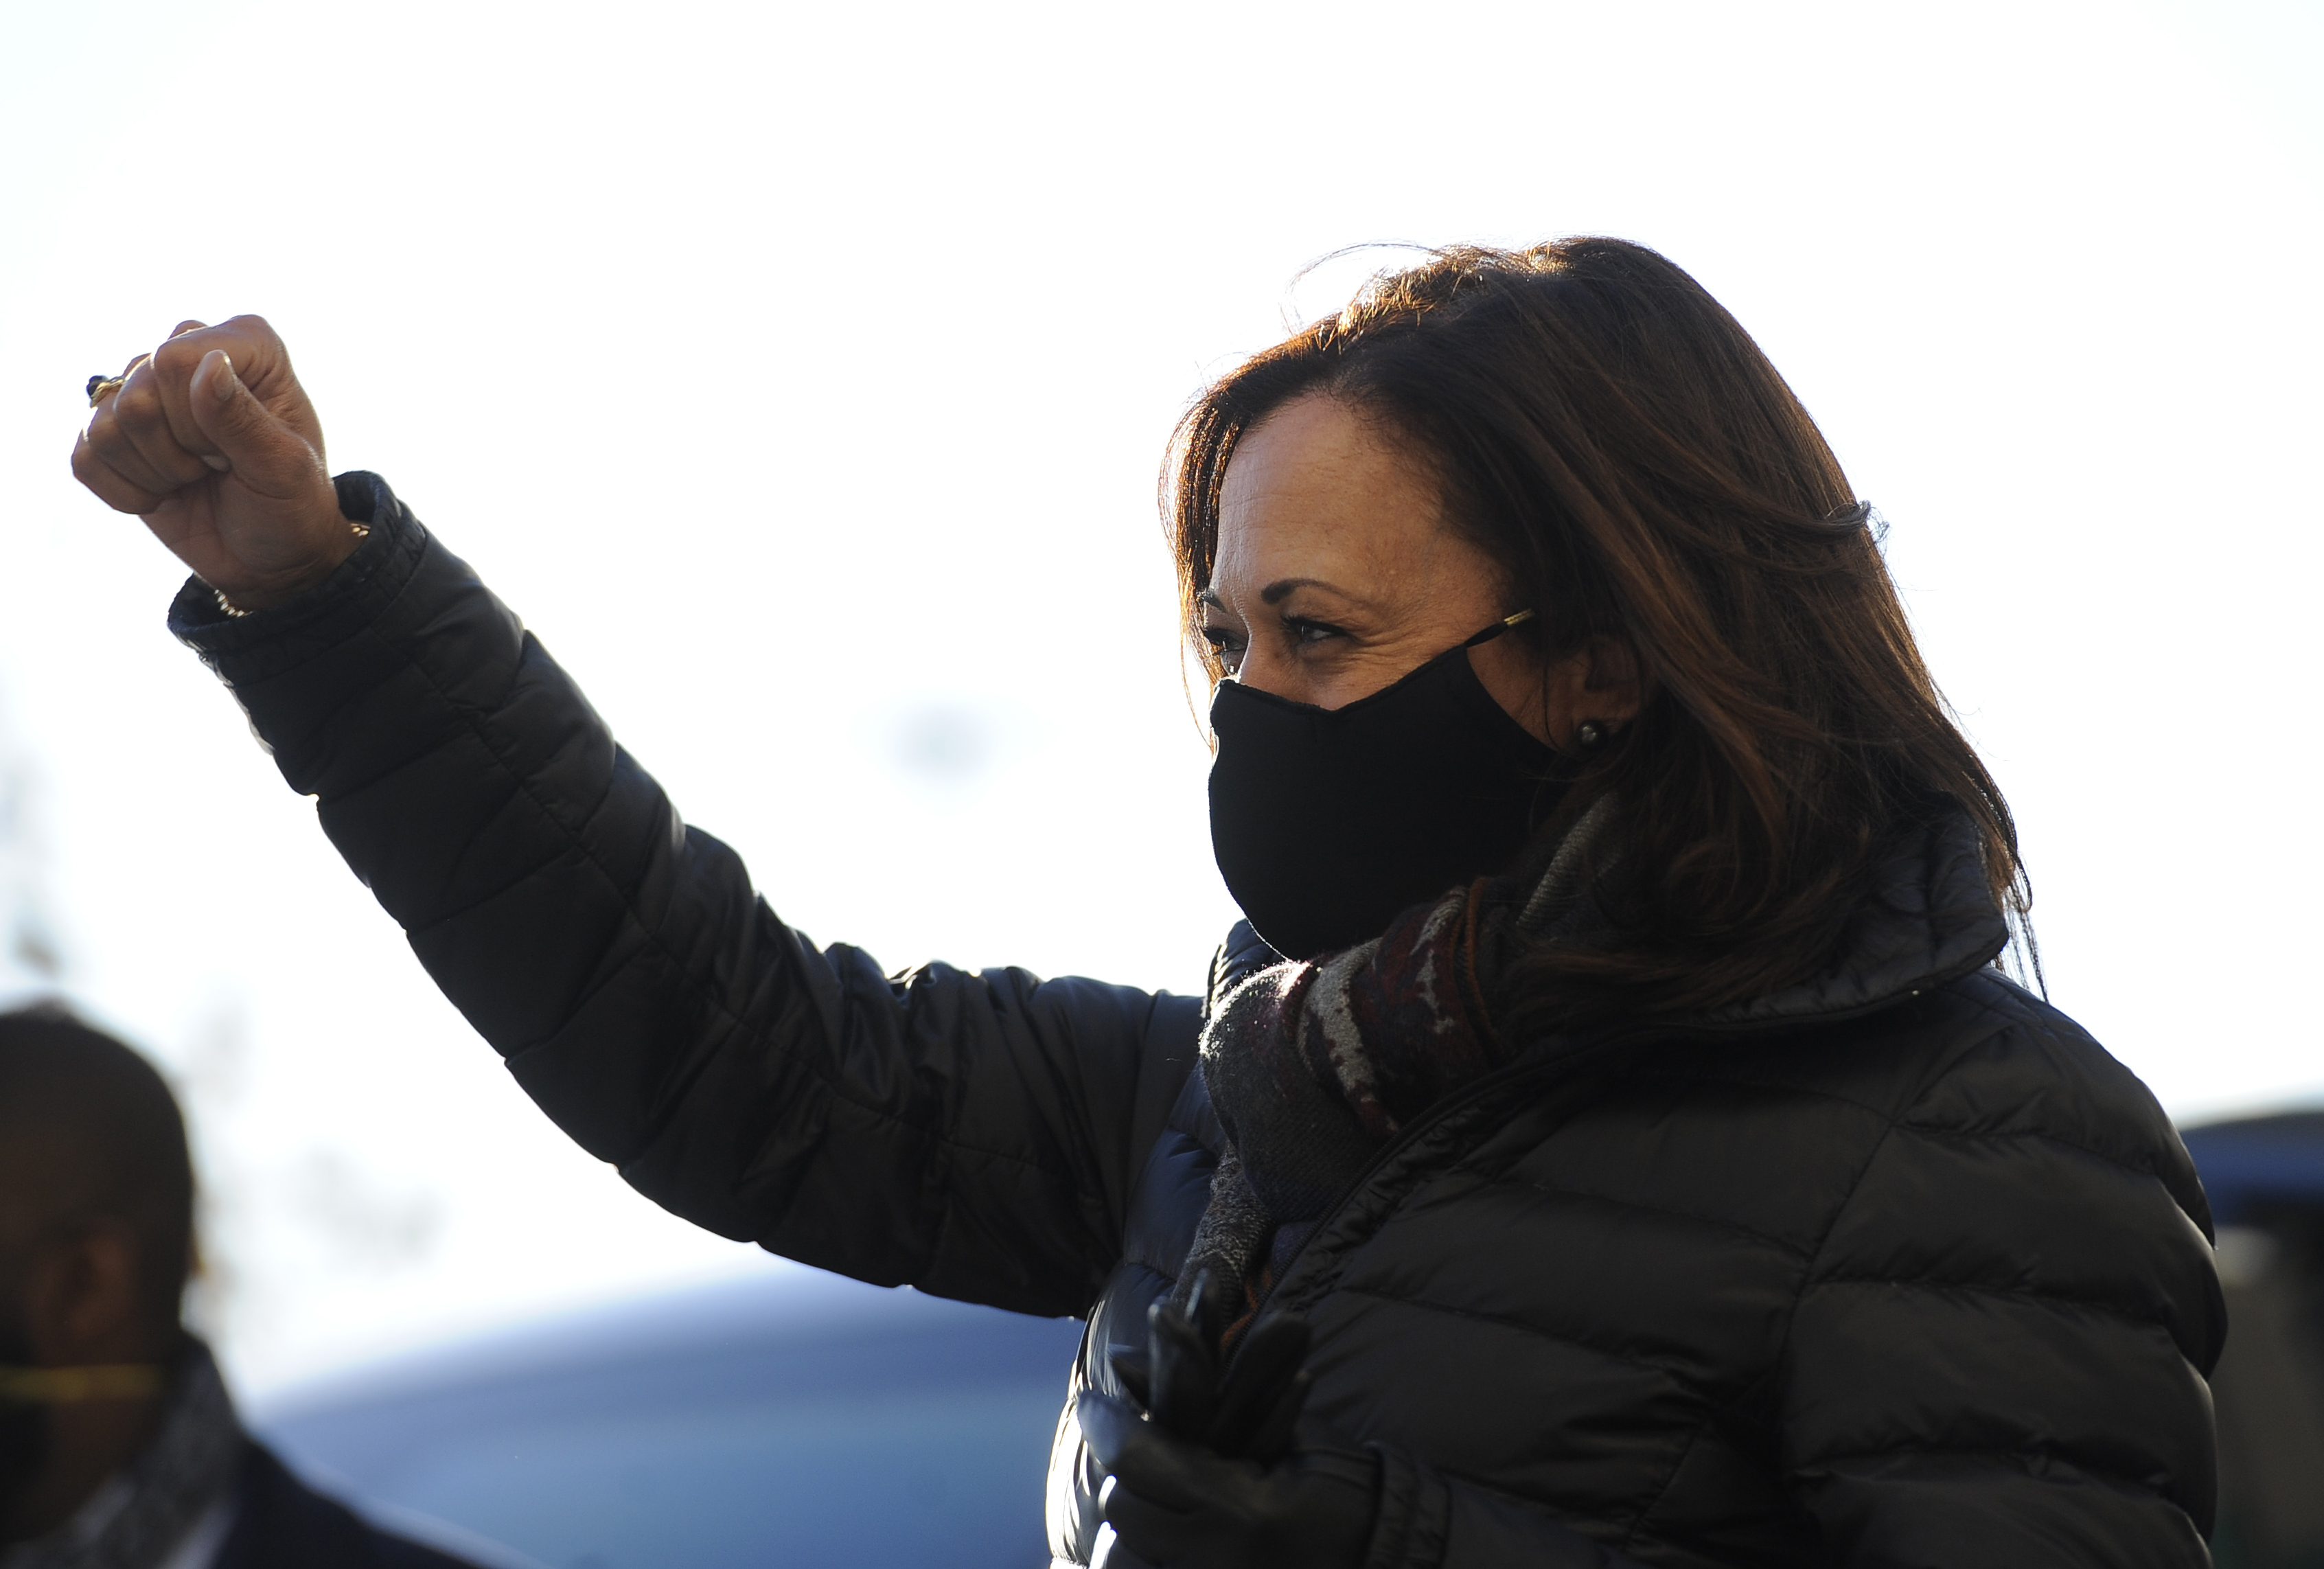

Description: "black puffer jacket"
173 475 2222 1568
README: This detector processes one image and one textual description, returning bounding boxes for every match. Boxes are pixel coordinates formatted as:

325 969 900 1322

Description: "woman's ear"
1580 637 1647 724
1523 634 1648 747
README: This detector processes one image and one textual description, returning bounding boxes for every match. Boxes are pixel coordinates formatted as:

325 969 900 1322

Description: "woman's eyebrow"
1199 578 1363 610
1261 577 1351 605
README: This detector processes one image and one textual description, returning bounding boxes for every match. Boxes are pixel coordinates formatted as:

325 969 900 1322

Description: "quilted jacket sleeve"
1777 987 2224 1566
169 472 1201 1318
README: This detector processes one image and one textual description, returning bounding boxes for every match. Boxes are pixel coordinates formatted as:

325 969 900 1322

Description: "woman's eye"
1201 626 1245 673
1284 617 1344 648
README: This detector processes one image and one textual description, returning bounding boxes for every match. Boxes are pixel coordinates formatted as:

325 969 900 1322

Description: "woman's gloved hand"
1107 1270 1313 1463
1082 1271 1377 1569
1080 1393 1376 1569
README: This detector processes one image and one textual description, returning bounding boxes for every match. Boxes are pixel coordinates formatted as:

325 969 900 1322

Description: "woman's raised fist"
72 317 360 612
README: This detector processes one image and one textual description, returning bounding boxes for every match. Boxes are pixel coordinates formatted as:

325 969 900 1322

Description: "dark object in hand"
1078 1392 1374 1569
1107 1270 1312 1465
1083 1271 1374 1569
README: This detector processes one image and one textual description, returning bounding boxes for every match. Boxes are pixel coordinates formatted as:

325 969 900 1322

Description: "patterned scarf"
1178 879 1510 1325
1180 797 1616 1329
0 1342 242 1569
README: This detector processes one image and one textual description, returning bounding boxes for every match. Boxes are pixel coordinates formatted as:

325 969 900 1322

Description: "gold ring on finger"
87 374 125 407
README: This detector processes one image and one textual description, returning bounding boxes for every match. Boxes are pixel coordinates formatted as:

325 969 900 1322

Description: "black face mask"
0 1318 49 1524
1208 615 1563 961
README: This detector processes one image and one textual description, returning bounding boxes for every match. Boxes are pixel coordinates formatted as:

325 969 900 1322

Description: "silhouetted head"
0 1009 192 1376
0 1005 194 1352
0 1005 194 1531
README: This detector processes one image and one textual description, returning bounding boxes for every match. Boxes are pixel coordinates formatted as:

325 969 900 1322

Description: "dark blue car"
2176 1112 2324 1569
251 1268 1084 1569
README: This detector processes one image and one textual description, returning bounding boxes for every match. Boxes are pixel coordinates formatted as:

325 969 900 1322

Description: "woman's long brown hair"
1167 239 2031 1027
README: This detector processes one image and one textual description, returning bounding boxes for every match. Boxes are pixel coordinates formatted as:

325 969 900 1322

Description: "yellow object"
0 1364 165 1403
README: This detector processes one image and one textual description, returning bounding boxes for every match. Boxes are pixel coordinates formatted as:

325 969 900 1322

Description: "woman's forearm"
170 472 1188 1315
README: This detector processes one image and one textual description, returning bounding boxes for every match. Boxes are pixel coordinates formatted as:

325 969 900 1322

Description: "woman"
72 240 2219 1567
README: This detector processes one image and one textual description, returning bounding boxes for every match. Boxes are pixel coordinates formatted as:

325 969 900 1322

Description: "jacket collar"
1208 802 2012 1034
1494 795 2012 1034
1682 805 2011 1031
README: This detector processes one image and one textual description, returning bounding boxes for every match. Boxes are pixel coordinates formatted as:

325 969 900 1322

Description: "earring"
1574 720 1607 748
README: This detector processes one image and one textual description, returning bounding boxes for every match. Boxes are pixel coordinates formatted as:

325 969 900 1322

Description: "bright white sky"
1 0 2319 1395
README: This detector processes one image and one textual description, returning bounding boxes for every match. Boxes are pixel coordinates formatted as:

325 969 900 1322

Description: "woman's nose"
1229 650 1300 702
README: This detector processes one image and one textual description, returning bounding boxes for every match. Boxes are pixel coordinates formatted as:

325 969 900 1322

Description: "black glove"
1081 1271 1377 1569
1107 1270 1313 1463
1079 1391 1376 1569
